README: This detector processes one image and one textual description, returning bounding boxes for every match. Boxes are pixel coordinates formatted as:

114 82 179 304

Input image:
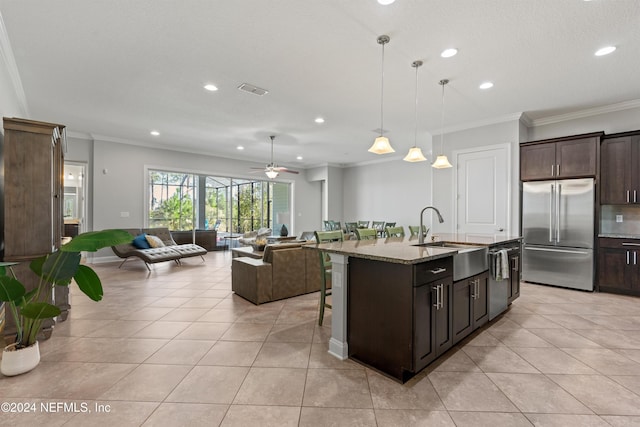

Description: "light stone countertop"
305 234 522 265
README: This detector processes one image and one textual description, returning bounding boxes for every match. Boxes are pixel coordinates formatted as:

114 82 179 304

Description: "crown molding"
66 130 93 140
531 99 640 127
432 112 526 135
0 11 29 117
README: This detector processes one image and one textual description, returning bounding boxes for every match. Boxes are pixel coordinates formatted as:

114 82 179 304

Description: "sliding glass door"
149 170 291 234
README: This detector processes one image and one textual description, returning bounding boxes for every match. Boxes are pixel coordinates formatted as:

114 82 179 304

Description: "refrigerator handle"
556 184 562 243
549 184 555 242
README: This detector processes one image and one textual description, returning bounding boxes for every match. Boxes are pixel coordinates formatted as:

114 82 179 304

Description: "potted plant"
0 229 131 376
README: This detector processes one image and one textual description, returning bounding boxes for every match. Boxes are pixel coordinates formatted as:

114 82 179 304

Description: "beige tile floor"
2 251 640 426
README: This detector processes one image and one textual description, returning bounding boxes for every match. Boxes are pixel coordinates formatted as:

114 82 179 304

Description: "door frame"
452 143 512 236
63 160 89 234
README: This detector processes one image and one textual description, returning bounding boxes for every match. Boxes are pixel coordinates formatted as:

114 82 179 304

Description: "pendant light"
368 35 395 155
432 79 453 169
403 60 427 162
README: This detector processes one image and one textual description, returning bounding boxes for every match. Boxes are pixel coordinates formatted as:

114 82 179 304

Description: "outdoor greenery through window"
148 170 291 234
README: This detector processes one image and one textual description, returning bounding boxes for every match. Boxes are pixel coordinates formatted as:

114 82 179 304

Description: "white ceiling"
1 0 639 168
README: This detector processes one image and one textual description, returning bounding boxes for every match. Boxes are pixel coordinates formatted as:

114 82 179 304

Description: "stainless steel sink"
418 242 488 281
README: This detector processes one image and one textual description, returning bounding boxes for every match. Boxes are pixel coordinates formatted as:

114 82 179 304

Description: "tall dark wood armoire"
2 117 67 341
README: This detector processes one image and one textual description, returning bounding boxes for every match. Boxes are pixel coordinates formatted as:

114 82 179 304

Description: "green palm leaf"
74 265 103 301
0 276 26 302
61 229 132 252
20 302 61 320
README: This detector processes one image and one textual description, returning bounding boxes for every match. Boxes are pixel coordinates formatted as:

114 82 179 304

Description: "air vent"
238 83 268 96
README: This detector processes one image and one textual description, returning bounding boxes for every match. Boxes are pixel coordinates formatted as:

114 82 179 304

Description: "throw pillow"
145 235 165 248
132 233 151 249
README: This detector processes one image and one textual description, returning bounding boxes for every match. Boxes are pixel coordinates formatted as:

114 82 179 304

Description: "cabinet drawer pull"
627 250 630 265
627 190 630 203
635 251 637 266
557 164 560 176
635 190 637 203
622 243 640 247
430 267 446 274
551 164 554 176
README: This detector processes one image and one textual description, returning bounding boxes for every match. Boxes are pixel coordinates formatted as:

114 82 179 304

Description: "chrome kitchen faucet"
419 206 444 244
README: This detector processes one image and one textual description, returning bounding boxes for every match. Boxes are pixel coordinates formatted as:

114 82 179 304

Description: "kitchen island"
308 233 521 382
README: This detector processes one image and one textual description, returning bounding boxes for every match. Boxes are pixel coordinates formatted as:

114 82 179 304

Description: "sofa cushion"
132 233 151 249
146 235 165 248
263 242 304 263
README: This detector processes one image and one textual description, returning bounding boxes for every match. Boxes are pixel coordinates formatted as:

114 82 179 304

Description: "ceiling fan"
251 135 299 179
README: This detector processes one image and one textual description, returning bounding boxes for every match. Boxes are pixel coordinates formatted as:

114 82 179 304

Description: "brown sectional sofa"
232 242 321 304
111 228 207 270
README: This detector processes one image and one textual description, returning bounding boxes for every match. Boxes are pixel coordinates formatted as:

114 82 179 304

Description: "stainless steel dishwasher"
488 244 520 320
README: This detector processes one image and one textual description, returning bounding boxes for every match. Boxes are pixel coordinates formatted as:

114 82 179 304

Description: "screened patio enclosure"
148 170 291 235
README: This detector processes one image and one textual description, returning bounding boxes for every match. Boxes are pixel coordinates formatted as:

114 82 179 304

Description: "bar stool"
385 226 405 237
314 230 344 326
355 228 377 240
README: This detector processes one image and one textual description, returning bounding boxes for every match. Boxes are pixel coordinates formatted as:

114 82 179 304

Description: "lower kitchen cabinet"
452 271 489 345
598 238 640 296
414 277 453 373
347 255 453 382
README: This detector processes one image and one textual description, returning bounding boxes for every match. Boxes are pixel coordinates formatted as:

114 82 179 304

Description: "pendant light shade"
432 155 453 168
369 136 395 154
404 147 427 162
432 79 453 169
403 60 427 162
368 35 395 155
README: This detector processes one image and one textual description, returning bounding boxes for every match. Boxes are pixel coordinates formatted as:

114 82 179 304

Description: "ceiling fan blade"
250 167 266 170
276 167 299 174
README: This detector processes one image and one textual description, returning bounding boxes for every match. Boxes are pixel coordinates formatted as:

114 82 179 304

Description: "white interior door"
455 145 510 237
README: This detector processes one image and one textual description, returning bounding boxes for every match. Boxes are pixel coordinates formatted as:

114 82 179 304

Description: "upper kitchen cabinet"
520 133 601 181
601 132 640 205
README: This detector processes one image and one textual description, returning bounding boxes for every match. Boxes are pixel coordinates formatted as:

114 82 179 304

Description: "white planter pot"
1 341 40 376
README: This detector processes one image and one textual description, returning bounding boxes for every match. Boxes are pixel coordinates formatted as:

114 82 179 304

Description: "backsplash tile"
600 205 640 236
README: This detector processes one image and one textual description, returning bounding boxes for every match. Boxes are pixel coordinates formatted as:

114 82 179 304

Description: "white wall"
343 158 433 229
431 119 523 235
0 48 25 122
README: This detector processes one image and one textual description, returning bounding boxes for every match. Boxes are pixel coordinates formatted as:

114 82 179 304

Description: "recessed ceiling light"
150 130 160 136
377 0 395 4
237 146 244 150
204 84 218 91
296 156 303 160
479 82 494 90
315 117 325 124
595 46 616 56
441 48 458 58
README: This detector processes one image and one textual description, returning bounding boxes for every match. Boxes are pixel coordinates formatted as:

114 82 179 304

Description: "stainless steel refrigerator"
522 178 595 291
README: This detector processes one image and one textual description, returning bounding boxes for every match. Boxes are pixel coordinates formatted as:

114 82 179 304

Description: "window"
148 170 291 233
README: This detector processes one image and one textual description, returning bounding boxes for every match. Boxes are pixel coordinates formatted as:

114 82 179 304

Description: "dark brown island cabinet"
520 133 600 181
347 256 454 382
346 253 514 382
452 271 489 345
598 238 640 296
601 132 640 205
